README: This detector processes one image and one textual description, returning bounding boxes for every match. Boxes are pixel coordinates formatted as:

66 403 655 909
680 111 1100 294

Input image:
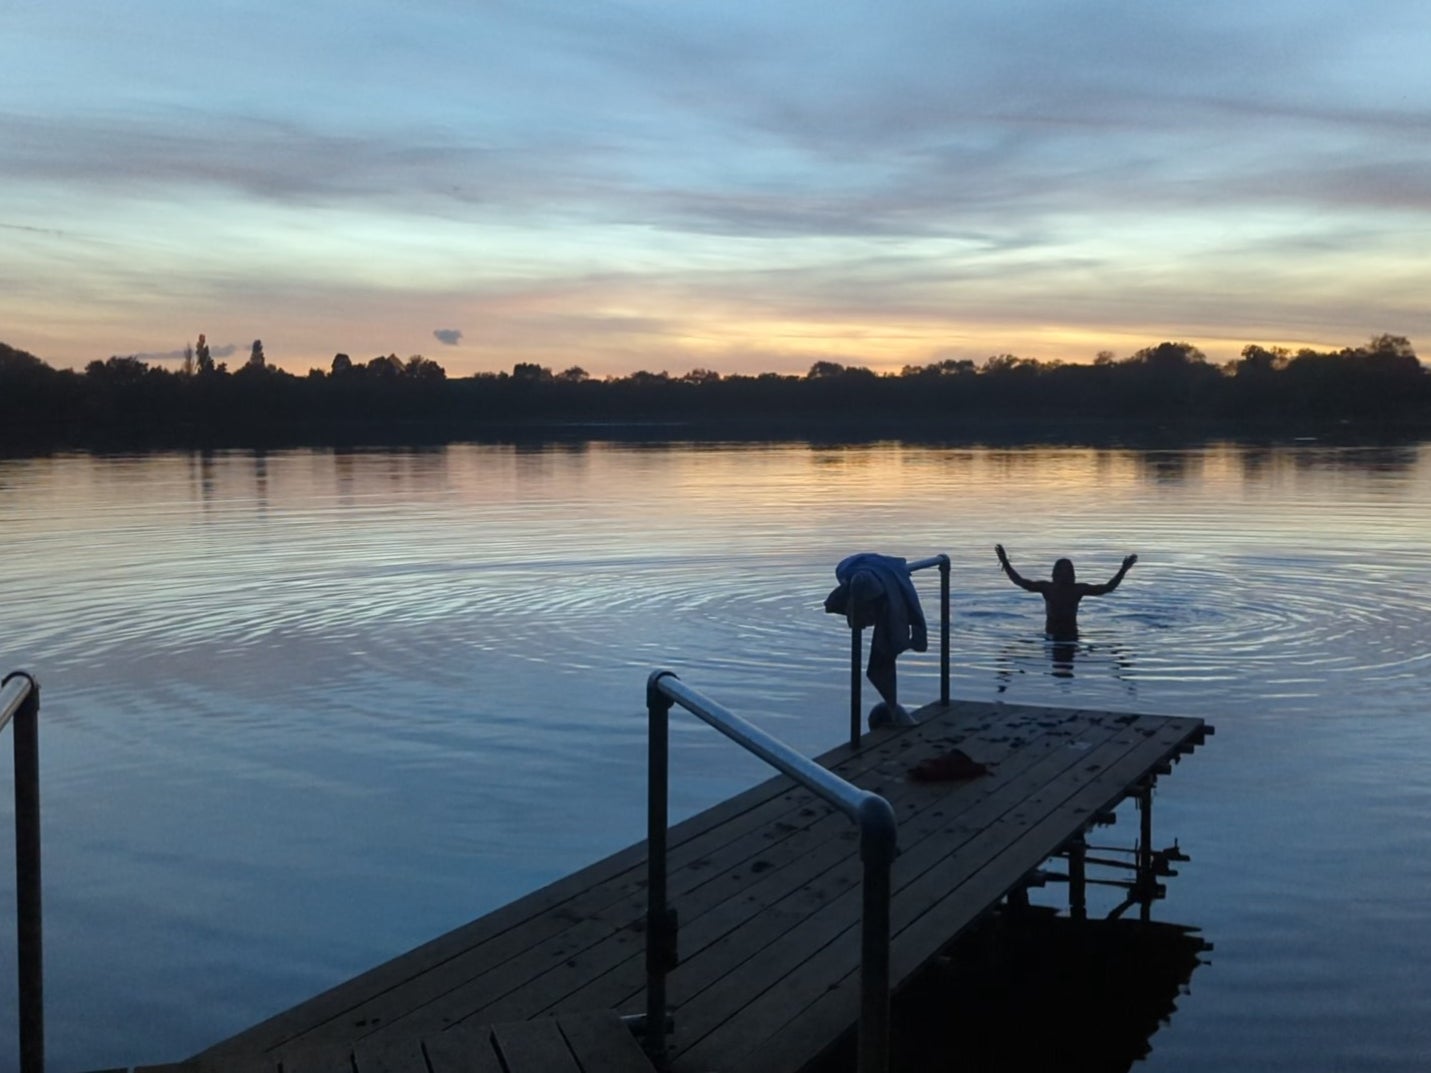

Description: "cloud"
432 328 463 346
0 220 66 237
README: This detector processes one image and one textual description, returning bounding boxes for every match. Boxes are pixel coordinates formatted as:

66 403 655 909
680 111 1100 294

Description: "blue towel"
824 552 928 657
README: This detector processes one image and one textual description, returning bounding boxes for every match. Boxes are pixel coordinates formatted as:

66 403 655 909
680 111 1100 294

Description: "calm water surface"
2 441 1430 1071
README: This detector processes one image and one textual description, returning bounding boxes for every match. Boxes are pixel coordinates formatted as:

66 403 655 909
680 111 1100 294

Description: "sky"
4 1 1431 379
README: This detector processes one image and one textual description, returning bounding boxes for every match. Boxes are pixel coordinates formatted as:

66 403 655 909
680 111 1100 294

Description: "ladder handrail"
1 671 43 1073
644 670 897 1073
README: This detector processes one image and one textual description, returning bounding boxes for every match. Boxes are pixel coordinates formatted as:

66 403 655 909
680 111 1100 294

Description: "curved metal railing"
645 670 898 1073
844 552 951 749
1 671 42 1073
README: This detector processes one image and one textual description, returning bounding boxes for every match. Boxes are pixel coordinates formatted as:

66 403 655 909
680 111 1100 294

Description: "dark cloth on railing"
824 552 929 659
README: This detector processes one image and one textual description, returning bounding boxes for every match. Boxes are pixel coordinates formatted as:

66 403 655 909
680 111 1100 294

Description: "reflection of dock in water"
131 696 1209 1073
879 909 1210 1073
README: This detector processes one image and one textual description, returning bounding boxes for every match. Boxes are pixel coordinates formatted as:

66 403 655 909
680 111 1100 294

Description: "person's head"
1052 558 1076 584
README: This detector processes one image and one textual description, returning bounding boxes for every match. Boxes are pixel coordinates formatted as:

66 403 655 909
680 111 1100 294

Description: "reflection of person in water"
995 544 1137 641
1049 638 1078 678
994 635 1138 692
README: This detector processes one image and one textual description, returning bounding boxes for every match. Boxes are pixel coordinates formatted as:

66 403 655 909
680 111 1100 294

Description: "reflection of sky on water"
2 441 1431 1070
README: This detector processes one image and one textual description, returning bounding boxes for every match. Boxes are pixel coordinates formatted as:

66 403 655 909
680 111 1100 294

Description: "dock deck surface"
155 699 1207 1073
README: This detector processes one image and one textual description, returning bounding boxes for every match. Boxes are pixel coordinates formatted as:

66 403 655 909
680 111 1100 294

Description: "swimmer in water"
995 544 1137 641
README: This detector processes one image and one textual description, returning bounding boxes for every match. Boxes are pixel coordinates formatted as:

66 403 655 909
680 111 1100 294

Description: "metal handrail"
845 553 951 749
1 671 42 1073
645 670 898 1073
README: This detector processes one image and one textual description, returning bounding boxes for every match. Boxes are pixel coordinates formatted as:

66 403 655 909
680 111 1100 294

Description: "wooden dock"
138 698 1208 1073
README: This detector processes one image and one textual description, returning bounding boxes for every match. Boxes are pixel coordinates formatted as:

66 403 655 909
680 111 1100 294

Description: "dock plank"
491 1019 584 1073
421 1023 506 1073
558 1012 660 1073
350 1034 429 1073
168 1014 652 1073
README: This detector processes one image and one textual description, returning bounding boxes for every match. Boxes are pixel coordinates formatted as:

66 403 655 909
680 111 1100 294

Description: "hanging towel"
823 552 928 659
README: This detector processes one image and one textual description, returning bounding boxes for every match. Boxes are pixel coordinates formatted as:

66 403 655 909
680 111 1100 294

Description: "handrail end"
2 669 39 691
856 793 899 865
647 669 679 708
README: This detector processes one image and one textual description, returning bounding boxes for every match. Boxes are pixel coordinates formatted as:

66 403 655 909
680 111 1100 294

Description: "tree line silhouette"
2 334 1428 447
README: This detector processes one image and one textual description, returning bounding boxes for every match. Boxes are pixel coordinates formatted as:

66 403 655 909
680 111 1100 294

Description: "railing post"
857 796 896 1073
849 627 862 750
645 671 676 1064
1137 781 1154 923
4 672 43 1073
938 557 950 707
649 673 898 1073
1067 834 1087 922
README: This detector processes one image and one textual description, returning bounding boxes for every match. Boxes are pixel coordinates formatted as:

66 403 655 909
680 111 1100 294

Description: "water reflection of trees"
4 334 1430 449
1132 448 1205 484
1228 443 1421 481
1291 444 1421 474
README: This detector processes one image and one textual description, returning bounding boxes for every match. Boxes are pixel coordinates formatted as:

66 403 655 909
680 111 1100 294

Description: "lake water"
2 440 1430 1072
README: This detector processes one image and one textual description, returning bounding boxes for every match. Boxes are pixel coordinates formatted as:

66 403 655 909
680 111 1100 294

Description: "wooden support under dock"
131 698 1209 1073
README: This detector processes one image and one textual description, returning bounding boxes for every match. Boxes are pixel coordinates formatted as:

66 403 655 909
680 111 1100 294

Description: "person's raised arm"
1084 553 1137 596
995 544 1041 592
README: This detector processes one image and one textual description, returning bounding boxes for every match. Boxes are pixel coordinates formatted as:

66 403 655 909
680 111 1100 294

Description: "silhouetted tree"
247 339 266 370
1223 344 1291 418
1365 333 1417 364
1235 345 1289 376
86 355 149 380
901 358 976 377
331 353 353 376
1128 341 1207 368
195 334 214 374
983 354 1034 373
1116 341 1219 415
367 354 403 378
0 342 47 376
404 355 446 380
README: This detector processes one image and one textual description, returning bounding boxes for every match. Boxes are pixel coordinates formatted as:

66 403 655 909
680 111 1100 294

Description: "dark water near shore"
3 440 1430 1071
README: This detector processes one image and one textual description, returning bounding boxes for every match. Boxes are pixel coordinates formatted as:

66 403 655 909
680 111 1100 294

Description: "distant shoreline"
6 412 1430 456
7 335 1430 452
